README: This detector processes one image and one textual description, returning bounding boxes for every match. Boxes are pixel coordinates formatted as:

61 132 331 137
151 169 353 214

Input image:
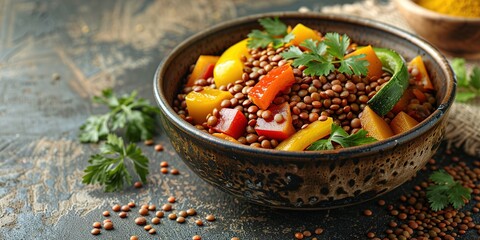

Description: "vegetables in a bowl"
173 17 437 151
154 12 455 209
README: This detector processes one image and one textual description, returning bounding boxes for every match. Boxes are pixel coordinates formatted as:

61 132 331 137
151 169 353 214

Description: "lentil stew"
171 17 436 151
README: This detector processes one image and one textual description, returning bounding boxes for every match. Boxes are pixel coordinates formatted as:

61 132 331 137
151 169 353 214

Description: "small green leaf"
258 17 288 36
280 46 304 60
324 33 350 59
451 58 468 87
426 170 472 211
82 134 149 192
455 92 477 103
307 123 377 151
470 66 480 89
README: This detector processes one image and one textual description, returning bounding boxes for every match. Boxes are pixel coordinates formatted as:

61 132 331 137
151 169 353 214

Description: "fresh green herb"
82 134 149 192
79 89 159 143
281 33 369 76
247 17 294 49
426 170 472 211
451 58 480 102
307 124 377 150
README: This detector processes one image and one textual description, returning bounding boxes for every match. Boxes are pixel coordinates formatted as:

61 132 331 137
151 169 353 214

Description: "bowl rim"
153 11 456 161
395 0 480 21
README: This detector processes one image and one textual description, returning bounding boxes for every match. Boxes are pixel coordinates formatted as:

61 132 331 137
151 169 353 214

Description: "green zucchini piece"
367 47 409 116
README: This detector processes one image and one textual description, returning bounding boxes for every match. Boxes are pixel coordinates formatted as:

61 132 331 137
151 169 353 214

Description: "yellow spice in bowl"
416 0 480 18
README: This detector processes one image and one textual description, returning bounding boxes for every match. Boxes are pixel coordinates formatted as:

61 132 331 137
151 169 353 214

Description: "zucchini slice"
367 48 409 116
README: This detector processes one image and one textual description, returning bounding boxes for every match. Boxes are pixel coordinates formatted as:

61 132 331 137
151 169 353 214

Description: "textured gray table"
1 0 479 239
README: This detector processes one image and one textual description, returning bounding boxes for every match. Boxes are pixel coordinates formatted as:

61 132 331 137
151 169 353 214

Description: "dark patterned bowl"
153 12 455 209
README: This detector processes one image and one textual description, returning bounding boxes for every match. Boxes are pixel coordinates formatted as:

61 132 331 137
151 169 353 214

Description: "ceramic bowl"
395 0 480 58
153 12 455 209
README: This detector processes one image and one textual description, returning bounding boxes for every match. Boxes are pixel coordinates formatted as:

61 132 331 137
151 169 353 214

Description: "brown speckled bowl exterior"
153 12 456 209
395 0 480 57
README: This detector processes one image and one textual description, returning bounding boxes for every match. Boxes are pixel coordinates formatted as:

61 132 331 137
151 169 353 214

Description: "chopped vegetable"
389 111 419 135
409 56 434 91
82 134 149 192
275 117 333 151
212 108 248 139
451 58 480 102
255 102 296 141
288 23 322 47
79 89 159 143
345 45 383 79
213 39 250 87
427 170 471 211
247 17 294 49
248 64 295 110
308 123 377 150
367 48 409 116
212 133 241 144
360 106 394 140
186 55 219 87
391 89 413 114
281 33 369 76
185 88 233 124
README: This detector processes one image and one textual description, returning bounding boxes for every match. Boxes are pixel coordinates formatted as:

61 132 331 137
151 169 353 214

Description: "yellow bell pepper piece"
289 23 322 47
186 55 219 87
185 87 233 125
213 39 250 87
212 133 241 144
275 117 333 151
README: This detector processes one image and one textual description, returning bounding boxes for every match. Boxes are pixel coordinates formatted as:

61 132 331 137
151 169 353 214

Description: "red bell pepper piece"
212 108 247 139
248 64 295 110
254 102 295 140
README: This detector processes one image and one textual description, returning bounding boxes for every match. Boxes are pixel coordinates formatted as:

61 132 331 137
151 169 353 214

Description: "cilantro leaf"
247 17 293 49
426 170 471 211
307 124 377 150
258 17 288 36
280 33 369 77
324 33 349 59
82 134 149 192
79 89 159 143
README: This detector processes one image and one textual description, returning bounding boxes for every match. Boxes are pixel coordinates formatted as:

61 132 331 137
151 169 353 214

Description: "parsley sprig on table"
427 170 472 211
281 33 369 76
79 89 159 143
82 134 149 192
247 17 294 49
307 124 377 150
451 58 480 103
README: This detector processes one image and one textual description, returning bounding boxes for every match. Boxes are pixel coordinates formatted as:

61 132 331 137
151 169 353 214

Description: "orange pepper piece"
345 45 383 79
248 64 295 110
186 55 219 87
408 56 434 91
360 106 394 140
390 111 419 135
288 23 322 47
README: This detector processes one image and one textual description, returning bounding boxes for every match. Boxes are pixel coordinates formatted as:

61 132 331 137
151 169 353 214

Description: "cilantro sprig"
451 58 480 103
426 170 472 211
79 89 159 143
247 17 294 49
307 124 377 150
82 134 149 192
281 33 369 76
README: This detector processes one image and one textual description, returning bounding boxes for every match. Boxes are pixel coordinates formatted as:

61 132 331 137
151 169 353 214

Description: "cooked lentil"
160 161 169 167
102 211 110 217
195 219 204 226
171 168 180 175
135 217 147 225
154 144 164 151
152 217 161 225
168 196 176 203
177 216 186 223
139 208 149 216
119 212 127 218
156 211 165 218
130 236 139 240
162 203 173 211
103 222 113 230
134 181 143 188
206 214 215 221
192 235 202 240
128 202 136 208
121 205 130 212
148 228 156 234
148 204 156 211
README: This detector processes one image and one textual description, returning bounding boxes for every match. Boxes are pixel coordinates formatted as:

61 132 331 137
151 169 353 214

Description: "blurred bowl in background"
395 0 480 59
